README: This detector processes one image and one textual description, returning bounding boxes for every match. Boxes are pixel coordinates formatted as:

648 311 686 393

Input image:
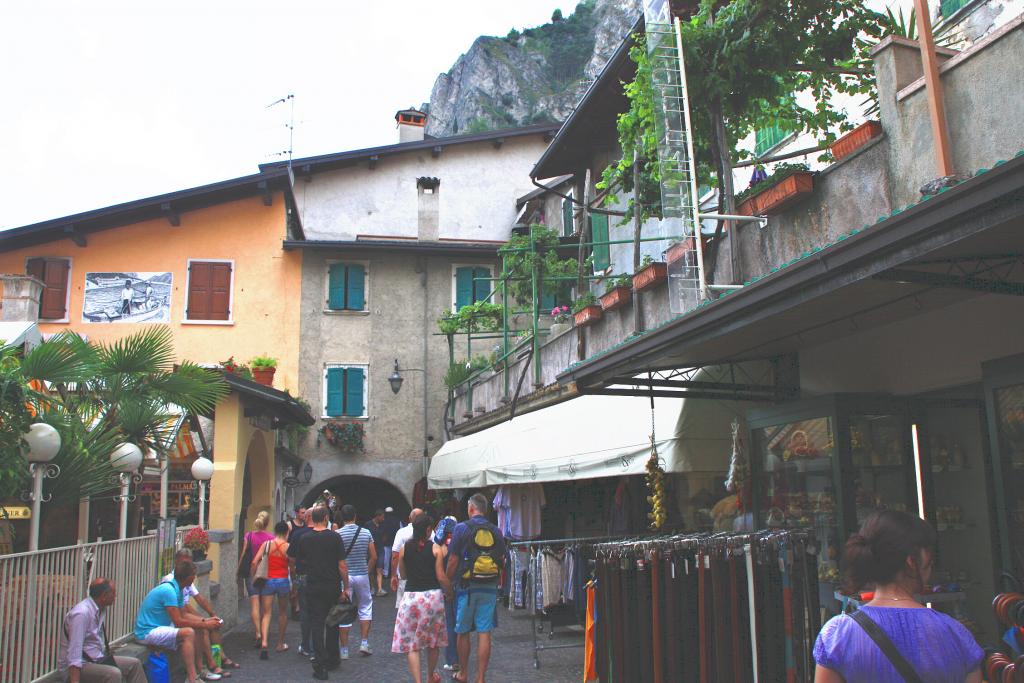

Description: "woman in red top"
251 520 292 658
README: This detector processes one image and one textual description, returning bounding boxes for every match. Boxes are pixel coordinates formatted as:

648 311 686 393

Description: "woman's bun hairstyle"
842 509 935 593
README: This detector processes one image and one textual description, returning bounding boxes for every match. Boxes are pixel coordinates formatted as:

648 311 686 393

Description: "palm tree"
2 326 227 513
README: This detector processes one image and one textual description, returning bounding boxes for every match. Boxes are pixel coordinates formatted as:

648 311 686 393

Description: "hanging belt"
651 551 663 683
711 554 729 678
698 550 708 683
636 559 654 683
781 544 796 683
729 551 742 683
745 544 760 683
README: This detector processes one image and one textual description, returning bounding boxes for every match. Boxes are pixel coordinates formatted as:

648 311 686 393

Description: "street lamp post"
388 360 431 472
110 443 143 540
191 457 214 528
21 423 61 551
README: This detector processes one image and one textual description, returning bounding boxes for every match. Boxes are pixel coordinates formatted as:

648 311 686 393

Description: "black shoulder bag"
850 609 925 683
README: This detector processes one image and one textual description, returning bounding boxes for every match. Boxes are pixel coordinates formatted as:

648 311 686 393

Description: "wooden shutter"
472 267 491 305
454 267 474 310
208 262 231 320
344 367 365 417
561 197 573 237
540 291 556 311
590 213 610 272
346 264 365 310
325 367 345 417
28 258 69 320
328 263 347 310
187 262 211 320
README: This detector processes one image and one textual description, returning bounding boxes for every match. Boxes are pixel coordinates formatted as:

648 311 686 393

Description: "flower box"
665 237 695 267
830 120 882 162
736 171 815 217
600 286 632 312
634 262 668 292
573 304 603 327
320 421 365 452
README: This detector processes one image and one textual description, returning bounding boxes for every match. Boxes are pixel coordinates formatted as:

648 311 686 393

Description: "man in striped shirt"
335 504 377 658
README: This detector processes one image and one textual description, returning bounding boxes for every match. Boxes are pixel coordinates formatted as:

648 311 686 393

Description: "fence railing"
0 535 159 683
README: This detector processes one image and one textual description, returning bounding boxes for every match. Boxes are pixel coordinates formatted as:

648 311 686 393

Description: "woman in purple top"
814 510 983 683
237 510 275 649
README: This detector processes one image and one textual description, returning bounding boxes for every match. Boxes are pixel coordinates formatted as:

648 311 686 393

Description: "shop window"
453 266 491 310
186 260 232 322
324 364 367 418
26 257 70 321
590 212 610 273
940 0 970 18
327 262 367 311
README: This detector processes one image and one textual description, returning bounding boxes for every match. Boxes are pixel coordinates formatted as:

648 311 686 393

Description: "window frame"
182 258 235 325
450 263 493 311
322 363 369 419
323 259 370 314
25 256 72 323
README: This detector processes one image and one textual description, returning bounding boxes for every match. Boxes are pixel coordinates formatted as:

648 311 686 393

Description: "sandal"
276 644 289 653
452 674 469 683
259 648 269 660
221 659 241 669
209 667 231 678
430 672 442 683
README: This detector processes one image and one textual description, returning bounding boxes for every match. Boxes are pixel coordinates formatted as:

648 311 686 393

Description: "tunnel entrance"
301 475 411 523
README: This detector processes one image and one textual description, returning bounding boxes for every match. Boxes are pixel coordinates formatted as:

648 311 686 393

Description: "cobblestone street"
216 593 584 683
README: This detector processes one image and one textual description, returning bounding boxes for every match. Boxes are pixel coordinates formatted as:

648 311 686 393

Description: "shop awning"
428 394 749 489
0 321 41 350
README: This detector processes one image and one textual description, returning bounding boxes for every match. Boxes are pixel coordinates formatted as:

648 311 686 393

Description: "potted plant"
736 163 814 217
320 421 365 452
548 305 573 338
443 361 474 392
572 292 602 327
830 120 883 162
665 237 696 267
600 274 633 312
219 356 252 380
634 255 668 292
182 526 209 562
250 356 278 387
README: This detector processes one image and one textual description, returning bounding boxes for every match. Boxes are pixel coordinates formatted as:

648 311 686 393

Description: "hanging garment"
534 549 545 612
493 483 546 540
584 580 598 682
540 548 566 608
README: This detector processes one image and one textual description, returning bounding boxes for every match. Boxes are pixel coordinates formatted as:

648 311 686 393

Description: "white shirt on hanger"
493 483 546 540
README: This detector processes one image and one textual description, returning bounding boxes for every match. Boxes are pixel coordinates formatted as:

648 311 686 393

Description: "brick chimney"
0 274 44 322
395 108 427 143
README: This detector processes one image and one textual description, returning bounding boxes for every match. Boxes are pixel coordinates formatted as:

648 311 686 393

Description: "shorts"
260 577 290 597
341 574 373 625
377 546 391 572
140 626 179 650
244 577 260 598
455 587 498 634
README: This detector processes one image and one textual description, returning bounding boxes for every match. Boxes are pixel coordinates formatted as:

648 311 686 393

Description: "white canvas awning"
0 322 41 350
428 393 751 490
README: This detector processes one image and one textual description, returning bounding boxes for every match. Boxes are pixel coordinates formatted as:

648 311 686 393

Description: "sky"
0 0 575 229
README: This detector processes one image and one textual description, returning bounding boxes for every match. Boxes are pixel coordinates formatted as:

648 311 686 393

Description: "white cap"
385 506 394 513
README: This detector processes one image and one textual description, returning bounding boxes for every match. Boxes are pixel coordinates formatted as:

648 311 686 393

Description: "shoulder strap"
343 525 361 559
850 610 924 683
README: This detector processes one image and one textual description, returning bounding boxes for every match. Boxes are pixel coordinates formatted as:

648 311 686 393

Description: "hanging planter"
830 120 882 162
665 237 695 267
320 421 365 452
736 165 815 217
634 260 668 292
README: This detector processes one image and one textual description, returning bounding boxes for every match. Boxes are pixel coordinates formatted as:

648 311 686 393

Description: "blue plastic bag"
145 652 170 683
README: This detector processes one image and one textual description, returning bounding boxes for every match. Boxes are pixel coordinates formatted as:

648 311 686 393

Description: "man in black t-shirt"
289 505 349 680
287 509 314 653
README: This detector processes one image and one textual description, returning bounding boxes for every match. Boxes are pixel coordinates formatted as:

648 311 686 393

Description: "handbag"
237 532 254 579
326 597 357 628
850 609 924 683
251 540 270 590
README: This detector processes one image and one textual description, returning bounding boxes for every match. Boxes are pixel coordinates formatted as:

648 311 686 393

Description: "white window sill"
322 309 370 316
181 319 235 326
39 318 69 324
321 415 369 421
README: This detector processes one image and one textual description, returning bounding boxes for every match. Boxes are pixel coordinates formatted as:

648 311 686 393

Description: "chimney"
0 274 44 322
395 107 427 143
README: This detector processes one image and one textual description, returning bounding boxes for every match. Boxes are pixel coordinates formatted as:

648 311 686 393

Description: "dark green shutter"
591 213 610 272
940 0 968 17
325 367 345 416
473 267 491 304
346 264 365 310
328 263 347 310
540 290 556 311
562 197 573 237
455 267 474 310
344 367 365 417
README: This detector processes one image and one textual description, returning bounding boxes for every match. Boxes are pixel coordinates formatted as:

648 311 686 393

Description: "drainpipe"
913 0 954 176
420 257 430 477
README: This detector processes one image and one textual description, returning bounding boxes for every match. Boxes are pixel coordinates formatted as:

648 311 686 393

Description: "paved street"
215 592 584 683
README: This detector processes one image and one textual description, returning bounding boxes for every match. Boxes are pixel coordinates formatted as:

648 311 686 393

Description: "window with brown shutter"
186 260 232 321
26 257 70 320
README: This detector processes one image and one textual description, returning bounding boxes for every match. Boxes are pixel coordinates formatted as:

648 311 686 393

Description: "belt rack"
509 534 641 670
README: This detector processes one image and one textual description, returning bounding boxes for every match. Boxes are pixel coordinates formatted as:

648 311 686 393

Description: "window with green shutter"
324 365 367 417
755 124 788 157
327 263 366 311
454 266 492 310
561 195 574 237
940 0 969 17
590 213 610 272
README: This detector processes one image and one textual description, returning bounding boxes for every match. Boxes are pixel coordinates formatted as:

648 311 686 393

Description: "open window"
26 257 70 321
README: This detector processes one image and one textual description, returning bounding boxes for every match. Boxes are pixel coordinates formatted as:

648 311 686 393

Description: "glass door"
992 382 1024 576
848 413 915 526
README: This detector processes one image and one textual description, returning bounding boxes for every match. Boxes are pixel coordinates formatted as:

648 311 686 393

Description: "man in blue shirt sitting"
134 560 220 683
446 493 505 683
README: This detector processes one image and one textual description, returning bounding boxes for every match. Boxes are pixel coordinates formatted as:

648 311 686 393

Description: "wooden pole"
913 0 954 177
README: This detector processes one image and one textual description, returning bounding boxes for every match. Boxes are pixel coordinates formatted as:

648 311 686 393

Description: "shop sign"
0 506 31 519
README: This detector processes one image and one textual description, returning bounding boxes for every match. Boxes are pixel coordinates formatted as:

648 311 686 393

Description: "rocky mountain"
424 0 640 138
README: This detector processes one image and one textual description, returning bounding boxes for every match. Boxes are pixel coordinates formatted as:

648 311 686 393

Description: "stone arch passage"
302 475 411 523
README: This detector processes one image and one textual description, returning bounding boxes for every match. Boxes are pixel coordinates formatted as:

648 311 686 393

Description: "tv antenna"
266 93 295 170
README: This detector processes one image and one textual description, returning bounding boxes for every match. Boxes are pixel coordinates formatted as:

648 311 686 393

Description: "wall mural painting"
82 272 172 323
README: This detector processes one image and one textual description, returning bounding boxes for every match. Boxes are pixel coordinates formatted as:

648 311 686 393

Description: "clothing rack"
509 534 645 670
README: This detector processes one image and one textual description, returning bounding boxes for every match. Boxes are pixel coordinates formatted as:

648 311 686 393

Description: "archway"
302 475 411 523
239 432 273 532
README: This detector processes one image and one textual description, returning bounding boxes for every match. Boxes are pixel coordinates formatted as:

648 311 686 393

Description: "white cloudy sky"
0 0 574 229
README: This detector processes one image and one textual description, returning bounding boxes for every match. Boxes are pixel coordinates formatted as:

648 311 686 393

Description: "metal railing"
0 535 159 683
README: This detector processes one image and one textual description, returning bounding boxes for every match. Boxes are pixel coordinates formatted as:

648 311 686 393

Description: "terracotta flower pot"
634 262 668 292
573 305 603 327
252 367 276 387
736 171 815 217
665 237 695 267
600 286 632 312
830 120 882 162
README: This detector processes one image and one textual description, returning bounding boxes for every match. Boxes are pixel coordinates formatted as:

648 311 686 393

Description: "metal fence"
0 535 159 683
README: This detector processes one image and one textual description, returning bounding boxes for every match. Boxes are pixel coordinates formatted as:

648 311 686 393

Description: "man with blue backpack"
445 493 505 683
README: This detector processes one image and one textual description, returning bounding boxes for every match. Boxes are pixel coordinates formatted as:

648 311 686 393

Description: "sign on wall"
82 271 172 323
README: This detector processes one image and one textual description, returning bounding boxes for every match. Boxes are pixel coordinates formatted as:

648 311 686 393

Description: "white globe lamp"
23 423 61 463
191 457 214 481
109 442 143 473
